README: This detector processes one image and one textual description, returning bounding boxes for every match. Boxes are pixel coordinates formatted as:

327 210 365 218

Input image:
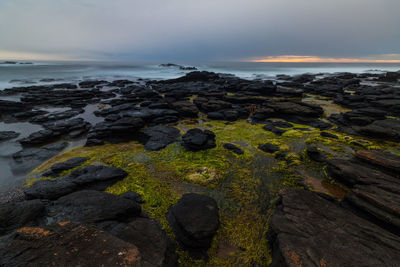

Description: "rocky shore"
0 69 399 266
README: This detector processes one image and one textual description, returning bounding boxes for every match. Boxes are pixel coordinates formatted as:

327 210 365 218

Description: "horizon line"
248 55 400 63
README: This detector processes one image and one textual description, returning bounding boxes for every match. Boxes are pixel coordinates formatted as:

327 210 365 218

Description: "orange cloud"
249 55 400 63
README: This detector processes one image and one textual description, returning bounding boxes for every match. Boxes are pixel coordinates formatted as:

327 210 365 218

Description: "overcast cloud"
0 0 399 61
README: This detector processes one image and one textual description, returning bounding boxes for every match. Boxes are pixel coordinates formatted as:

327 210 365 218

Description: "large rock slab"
46 190 141 224
167 193 219 259
355 150 400 176
268 189 400 267
0 200 44 235
327 158 400 232
0 222 143 266
25 165 128 200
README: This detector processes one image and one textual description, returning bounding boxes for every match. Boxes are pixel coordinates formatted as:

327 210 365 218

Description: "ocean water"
1 61 400 90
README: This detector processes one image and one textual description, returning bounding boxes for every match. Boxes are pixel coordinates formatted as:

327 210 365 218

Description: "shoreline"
0 70 399 265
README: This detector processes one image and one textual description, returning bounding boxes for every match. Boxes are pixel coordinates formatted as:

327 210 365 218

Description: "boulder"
306 144 326 162
182 128 216 151
167 193 219 259
258 143 280 153
268 189 400 267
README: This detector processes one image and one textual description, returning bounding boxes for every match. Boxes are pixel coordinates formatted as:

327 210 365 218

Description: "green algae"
26 115 400 266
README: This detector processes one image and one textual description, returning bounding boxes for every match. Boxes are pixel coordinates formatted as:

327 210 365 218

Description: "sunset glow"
249 55 400 63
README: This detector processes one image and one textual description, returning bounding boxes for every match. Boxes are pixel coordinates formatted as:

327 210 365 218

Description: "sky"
0 0 399 62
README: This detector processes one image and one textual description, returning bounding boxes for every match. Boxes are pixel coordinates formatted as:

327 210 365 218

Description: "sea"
0 61 400 198
1 61 400 91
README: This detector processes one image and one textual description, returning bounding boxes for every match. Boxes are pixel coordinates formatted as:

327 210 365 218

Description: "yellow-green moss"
31 118 395 266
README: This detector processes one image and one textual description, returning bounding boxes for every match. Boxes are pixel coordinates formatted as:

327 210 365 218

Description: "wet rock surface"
138 125 181 151
167 193 220 259
0 131 19 141
25 165 128 200
268 188 400 267
41 157 89 177
326 151 400 234
12 142 69 174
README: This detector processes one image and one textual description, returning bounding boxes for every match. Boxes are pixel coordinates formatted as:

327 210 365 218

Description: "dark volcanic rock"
320 131 339 139
353 119 400 142
258 143 280 153
182 128 216 151
12 142 68 174
0 200 44 234
267 120 293 128
42 157 89 178
354 150 400 176
306 144 326 162
267 101 323 118
108 217 178 266
20 118 91 146
139 126 180 151
0 131 20 141
171 101 199 118
0 100 30 117
198 99 232 112
47 190 141 224
326 158 400 232
161 71 220 83
263 124 287 136
86 117 144 145
379 71 400 82
30 109 82 123
223 143 244 155
0 222 143 266
25 165 128 200
268 189 400 267
167 193 219 259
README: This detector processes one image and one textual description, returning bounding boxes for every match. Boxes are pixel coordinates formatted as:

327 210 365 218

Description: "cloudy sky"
0 0 399 62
